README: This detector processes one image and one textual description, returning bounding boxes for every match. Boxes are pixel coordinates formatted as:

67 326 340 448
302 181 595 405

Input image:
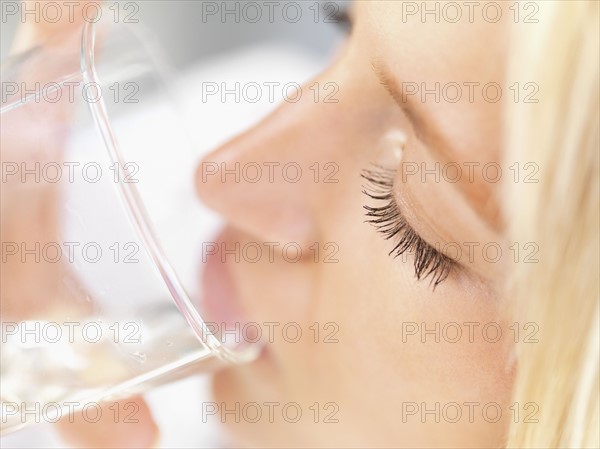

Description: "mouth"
198 227 261 353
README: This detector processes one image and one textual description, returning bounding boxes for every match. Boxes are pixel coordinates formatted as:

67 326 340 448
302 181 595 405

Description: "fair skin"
13 1 517 447
196 2 514 447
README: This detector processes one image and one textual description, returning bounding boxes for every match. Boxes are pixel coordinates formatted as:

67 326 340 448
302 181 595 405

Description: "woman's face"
196 1 515 447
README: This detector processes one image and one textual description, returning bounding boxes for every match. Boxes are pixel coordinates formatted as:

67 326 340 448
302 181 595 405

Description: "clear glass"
0 15 259 434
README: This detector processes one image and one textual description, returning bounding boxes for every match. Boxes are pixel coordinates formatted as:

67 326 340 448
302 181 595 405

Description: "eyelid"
361 167 454 288
372 65 428 146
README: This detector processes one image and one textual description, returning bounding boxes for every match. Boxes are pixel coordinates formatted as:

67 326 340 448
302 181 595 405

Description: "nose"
196 73 339 246
195 52 399 246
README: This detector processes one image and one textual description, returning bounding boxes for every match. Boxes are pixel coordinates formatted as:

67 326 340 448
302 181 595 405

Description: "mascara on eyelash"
361 166 452 288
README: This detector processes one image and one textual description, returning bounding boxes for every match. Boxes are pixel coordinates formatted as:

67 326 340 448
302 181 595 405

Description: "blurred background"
1 1 349 447
1 0 347 68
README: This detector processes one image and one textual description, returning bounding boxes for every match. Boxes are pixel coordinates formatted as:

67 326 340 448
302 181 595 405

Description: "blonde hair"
504 1 599 447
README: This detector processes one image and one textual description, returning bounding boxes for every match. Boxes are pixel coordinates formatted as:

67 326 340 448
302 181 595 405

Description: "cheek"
307 186 515 433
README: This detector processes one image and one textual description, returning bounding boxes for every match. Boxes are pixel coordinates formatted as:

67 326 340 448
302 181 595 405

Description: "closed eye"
361 166 454 289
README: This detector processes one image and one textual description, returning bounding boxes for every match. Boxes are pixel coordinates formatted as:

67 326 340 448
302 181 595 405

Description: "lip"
199 227 265 353
200 228 245 327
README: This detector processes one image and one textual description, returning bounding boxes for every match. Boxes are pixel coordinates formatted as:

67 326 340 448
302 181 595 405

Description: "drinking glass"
0 12 260 434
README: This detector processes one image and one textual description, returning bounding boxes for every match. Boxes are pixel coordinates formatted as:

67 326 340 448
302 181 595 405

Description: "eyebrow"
371 59 455 163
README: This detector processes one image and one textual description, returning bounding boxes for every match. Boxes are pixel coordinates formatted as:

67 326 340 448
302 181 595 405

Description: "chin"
209 357 288 448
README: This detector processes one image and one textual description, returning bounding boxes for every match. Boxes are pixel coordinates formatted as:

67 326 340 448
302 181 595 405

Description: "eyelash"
361 167 453 288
